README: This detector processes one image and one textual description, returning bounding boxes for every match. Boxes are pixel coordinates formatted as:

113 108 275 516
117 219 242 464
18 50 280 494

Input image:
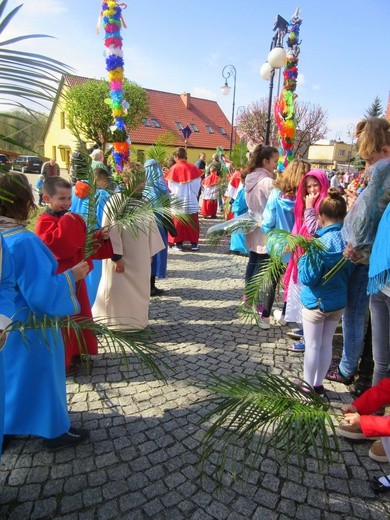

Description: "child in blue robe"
0 237 16 455
143 159 170 296
0 173 90 451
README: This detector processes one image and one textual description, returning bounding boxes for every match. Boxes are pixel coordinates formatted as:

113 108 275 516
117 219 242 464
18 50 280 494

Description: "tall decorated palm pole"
99 1 130 175
274 8 302 170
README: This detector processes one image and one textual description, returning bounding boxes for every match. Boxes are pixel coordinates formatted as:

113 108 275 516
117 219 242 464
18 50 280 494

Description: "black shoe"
150 287 164 297
370 476 390 494
349 379 371 397
1 434 15 454
43 427 89 451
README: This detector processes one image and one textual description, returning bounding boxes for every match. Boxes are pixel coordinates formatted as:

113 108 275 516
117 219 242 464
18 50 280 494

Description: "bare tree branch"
236 98 328 156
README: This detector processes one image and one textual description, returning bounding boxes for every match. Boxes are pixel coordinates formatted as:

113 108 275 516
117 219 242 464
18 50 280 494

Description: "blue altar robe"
0 237 16 453
71 185 110 305
1 227 80 439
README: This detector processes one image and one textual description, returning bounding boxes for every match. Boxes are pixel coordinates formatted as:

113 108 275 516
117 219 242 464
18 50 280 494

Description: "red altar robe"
35 211 113 368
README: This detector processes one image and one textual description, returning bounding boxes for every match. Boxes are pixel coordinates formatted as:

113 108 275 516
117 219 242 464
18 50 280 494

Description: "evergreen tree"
364 96 384 118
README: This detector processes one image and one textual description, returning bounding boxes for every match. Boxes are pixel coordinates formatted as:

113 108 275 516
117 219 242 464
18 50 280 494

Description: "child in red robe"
35 177 113 374
200 166 220 218
337 378 390 494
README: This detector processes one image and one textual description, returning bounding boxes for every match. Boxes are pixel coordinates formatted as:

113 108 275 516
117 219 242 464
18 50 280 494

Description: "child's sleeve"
261 189 277 234
297 252 323 286
35 213 86 260
304 208 320 235
353 378 390 415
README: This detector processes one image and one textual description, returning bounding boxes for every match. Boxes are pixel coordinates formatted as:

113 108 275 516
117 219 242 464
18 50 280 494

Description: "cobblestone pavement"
1 218 390 520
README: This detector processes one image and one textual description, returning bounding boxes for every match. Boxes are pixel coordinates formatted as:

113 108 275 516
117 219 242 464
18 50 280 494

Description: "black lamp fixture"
260 14 289 145
221 64 237 156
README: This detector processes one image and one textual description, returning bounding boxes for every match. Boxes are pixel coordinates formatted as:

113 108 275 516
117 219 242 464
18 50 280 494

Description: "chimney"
180 92 190 109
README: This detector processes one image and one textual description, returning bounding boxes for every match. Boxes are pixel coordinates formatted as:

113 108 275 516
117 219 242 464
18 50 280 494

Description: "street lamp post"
347 123 355 173
234 105 245 147
221 64 237 156
260 15 289 145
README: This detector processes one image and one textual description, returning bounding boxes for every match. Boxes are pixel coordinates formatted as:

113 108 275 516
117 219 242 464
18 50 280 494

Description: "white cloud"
297 73 305 86
206 52 220 69
312 84 321 91
192 87 216 100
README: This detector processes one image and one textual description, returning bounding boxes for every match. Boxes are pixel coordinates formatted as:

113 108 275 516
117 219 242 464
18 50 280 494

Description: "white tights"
302 307 343 387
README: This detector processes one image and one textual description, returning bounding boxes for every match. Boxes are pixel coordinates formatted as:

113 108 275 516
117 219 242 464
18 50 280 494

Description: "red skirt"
168 213 199 244
201 200 218 217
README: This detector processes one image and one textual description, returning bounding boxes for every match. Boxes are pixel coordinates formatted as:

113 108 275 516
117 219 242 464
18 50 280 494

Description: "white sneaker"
258 316 271 330
273 309 287 325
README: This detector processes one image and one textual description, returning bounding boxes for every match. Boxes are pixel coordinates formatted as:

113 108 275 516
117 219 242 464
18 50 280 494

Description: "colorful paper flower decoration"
274 8 303 170
100 1 130 175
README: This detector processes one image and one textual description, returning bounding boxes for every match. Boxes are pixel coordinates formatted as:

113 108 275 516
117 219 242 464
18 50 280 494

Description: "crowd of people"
0 118 389 494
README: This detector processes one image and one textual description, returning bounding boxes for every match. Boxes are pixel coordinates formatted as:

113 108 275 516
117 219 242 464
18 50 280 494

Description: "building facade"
43 75 236 170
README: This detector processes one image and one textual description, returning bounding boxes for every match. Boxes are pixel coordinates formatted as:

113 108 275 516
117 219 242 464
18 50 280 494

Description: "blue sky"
5 0 390 141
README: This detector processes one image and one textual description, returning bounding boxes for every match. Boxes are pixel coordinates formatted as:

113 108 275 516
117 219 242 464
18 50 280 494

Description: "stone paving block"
30 498 57 520
26 466 49 484
328 492 352 513
97 498 119 520
95 452 119 469
143 480 168 501
87 469 107 487
7 502 33 520
83 486 104 507
142 497 165 517
130 456 152 472
50 463 73 479
119 491 147 512
296 503 322 520
60 492 83 514
17 483 41 502
252 505 278 520
7 467 29 486
106 463 131 482
253 487 279 509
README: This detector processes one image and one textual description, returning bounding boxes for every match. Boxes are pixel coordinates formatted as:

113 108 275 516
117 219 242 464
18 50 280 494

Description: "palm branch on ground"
199 372 339 483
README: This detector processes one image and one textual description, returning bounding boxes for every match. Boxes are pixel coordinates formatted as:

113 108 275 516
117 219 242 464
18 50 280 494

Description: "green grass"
27 206 45 231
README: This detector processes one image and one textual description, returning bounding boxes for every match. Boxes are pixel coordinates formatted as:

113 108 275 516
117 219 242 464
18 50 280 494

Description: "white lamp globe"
221 84 231 96
260 62 272 81
268 46 286 69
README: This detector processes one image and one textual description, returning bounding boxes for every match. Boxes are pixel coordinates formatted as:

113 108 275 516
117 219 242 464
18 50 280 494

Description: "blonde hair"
274 159 311 196
356 117 390 159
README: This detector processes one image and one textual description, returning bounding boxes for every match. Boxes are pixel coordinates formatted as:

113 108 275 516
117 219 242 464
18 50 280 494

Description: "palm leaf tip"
199 373 339 482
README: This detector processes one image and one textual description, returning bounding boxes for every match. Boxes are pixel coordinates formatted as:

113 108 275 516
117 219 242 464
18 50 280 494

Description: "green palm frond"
0 0 71 152
103 173 195 237
241 229 328 320
2 314 166 382
322 257 347 284
199 372 338 483
147 144 167 164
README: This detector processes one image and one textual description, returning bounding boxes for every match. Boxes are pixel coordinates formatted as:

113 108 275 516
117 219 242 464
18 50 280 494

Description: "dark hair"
0 173 36 221
93 167 109 182
319 188 347 221
246 144 278 173
173 147 187 160
43 177 72 196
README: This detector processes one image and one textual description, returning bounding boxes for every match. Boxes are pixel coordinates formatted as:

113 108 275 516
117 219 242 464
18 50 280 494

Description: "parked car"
12 155 43 173
0 154 9 164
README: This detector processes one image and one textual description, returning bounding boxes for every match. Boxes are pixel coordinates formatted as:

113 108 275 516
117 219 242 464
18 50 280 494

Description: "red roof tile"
63 74 236 150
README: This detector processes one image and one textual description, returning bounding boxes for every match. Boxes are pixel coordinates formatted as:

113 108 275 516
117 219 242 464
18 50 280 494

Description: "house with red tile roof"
43 74 237 170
